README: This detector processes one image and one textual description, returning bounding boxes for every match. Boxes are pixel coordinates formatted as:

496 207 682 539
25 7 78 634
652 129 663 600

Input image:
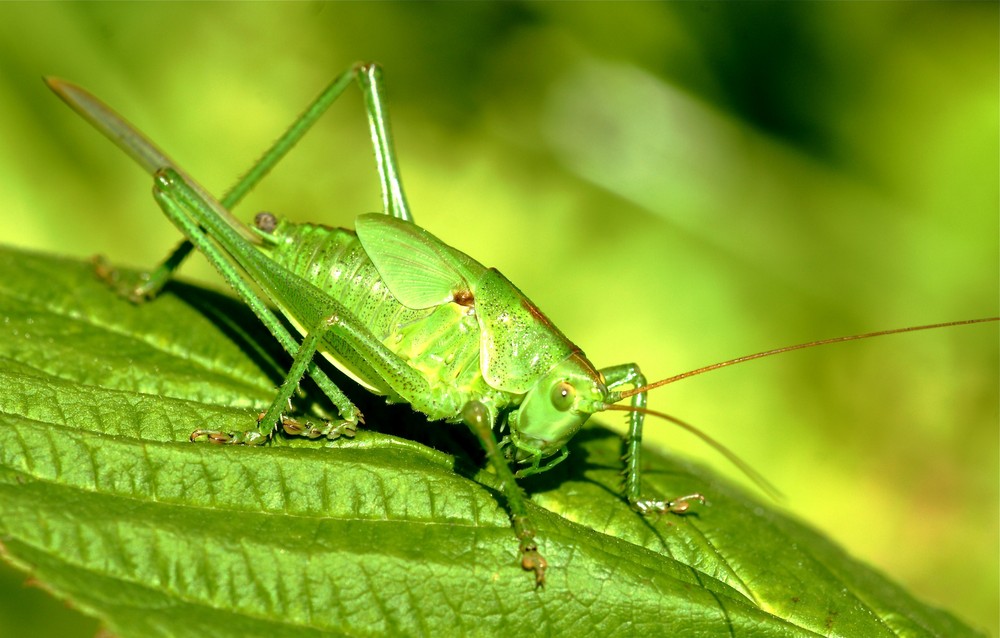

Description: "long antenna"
612 317 998 401
605 403 783 501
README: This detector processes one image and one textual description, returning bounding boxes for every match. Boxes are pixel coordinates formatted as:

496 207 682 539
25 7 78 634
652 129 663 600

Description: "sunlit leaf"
0 247 982 637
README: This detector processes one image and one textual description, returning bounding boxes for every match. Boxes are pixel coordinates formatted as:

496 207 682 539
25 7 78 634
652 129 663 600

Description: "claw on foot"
192 410 360 447
91 255 117 284
190 429 233 444
91 255 154 303
256 412 358 441
521 545 547 588
190 428 266 445
633 492 707 516
667 493 707 514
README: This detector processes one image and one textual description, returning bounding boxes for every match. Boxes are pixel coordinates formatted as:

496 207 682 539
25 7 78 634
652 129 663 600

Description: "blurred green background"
0 2 996 635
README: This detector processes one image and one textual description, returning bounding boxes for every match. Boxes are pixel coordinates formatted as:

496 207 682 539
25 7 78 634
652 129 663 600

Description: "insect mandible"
46 63 998 587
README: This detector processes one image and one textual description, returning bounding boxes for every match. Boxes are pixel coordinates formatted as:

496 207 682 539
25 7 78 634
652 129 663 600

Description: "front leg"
601 362 706 515
463 401 546 587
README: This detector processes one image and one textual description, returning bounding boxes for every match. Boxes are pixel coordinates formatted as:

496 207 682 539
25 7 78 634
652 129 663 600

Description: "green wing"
355 213 485 310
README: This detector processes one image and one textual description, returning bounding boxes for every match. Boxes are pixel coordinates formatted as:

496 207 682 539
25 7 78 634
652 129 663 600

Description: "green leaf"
0 246 982 637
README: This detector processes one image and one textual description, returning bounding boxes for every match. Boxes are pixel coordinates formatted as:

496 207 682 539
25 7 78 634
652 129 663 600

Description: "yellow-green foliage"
0 3 995 635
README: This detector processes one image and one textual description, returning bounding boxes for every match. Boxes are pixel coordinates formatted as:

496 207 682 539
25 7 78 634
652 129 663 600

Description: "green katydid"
46 63 998 588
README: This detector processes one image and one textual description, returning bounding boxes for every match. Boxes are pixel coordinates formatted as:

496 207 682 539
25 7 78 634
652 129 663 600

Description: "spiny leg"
356 63 412 222
157 166 434 442
601 363 705 514
192 314 357 445
50 63 413 300
463 401 547 587
136 62 414 296
206 298 435 442
151 170 362 440
127 70 365 300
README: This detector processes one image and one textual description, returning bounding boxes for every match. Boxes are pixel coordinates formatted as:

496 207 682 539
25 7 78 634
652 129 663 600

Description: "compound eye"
550 381 576 412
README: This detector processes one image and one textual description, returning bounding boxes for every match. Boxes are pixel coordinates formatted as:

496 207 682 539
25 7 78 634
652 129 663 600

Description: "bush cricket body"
46 63 998 586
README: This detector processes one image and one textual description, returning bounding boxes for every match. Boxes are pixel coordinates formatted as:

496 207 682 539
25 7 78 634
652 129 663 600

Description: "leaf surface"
0 247 981 637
